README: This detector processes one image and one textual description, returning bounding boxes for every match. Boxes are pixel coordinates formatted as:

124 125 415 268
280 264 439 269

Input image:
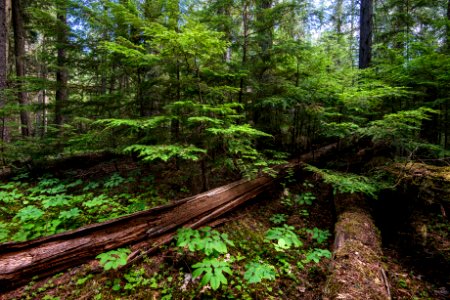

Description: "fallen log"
0 176 276 292
386 162 450 212
324 193 391 300
0 142 342 292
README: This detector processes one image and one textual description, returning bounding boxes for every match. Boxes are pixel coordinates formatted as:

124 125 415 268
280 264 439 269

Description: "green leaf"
124 144 206 162
59 208 81 220
15 206 44 222
265 225 302 251
96 248 131 271
244 262 277 284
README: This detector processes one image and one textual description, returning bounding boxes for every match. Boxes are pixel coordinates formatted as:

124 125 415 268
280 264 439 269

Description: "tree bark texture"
238 0 249 103
12 0 31 136
55 7 68 126
359 0 373 69
324 193 391 300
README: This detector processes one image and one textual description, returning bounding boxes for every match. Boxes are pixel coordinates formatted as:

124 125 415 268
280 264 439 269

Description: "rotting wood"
0 177 273 291
324 193 391 300
0 142 342 292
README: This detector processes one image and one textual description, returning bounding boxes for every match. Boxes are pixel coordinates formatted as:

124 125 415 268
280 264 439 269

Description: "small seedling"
265 225 303 251
295 192 316 205
192 258 233 290
96 248 130 271
269 214 287 224
244 262 277 284
306 227 331 244
175 227 234 256
302 248 332 263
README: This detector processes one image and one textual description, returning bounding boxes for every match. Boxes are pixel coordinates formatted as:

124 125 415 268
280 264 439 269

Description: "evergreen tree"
359 0 372 68
0 0 8 146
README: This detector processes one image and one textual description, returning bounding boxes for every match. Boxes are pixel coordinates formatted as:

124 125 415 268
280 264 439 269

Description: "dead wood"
324 193 391 300
0 177 274 291
0 142 342 292
386 162 450 209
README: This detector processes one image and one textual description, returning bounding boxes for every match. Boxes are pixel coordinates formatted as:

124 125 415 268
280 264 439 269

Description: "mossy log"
386 162 450 211
324 193 391 300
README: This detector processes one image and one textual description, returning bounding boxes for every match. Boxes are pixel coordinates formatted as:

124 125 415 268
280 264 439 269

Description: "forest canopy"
0 0 449 172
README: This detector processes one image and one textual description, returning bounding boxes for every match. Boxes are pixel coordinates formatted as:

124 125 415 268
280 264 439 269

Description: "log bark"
324 193 391 300
0 0 9 148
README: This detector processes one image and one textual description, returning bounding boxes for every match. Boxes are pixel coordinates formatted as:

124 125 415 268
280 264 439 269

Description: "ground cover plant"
0 169 167 243
1 174 336 299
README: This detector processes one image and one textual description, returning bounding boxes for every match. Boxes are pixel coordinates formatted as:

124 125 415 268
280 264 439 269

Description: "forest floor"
0 157 449 299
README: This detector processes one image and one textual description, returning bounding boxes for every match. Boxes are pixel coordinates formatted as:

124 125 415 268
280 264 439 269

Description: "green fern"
124 144 206 162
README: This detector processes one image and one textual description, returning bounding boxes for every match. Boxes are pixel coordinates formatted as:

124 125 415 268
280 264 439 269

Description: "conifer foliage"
0 0 448 172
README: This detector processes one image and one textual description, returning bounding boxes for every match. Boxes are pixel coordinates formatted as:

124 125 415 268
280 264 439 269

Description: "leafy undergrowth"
0 169 166 243
2 174 336 299
3 160 446 299
0 157 234 243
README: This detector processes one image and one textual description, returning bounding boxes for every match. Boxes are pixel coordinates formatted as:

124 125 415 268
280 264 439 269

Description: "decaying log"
0 142 342 292
386 162 450 209
0 177 274 291
324 193 391 300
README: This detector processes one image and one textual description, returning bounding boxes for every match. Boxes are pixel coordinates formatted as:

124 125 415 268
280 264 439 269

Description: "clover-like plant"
192 257 233 290
244 261 277 284
96 248 131 271
264 224 303 251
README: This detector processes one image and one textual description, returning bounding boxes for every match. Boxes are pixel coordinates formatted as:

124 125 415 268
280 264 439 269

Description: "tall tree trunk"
334 0 344 36
238 0 248 103
36 61 47 137
12 0 31 136
447 0 450 53
359 0 373 69
256 0 273 76
54 6 68 127
0 0 9 153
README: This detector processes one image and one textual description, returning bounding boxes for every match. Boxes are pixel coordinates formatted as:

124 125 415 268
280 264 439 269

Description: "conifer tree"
0 0 8 145
359 0 372 68
12 0 31 136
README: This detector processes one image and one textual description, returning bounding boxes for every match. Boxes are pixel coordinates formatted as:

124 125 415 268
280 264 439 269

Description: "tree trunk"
238 0 248 103
54 6 68 127
359 0 373 69
12 0 31 136
447 0 450 53
0 0 9 150
334 0 344 36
